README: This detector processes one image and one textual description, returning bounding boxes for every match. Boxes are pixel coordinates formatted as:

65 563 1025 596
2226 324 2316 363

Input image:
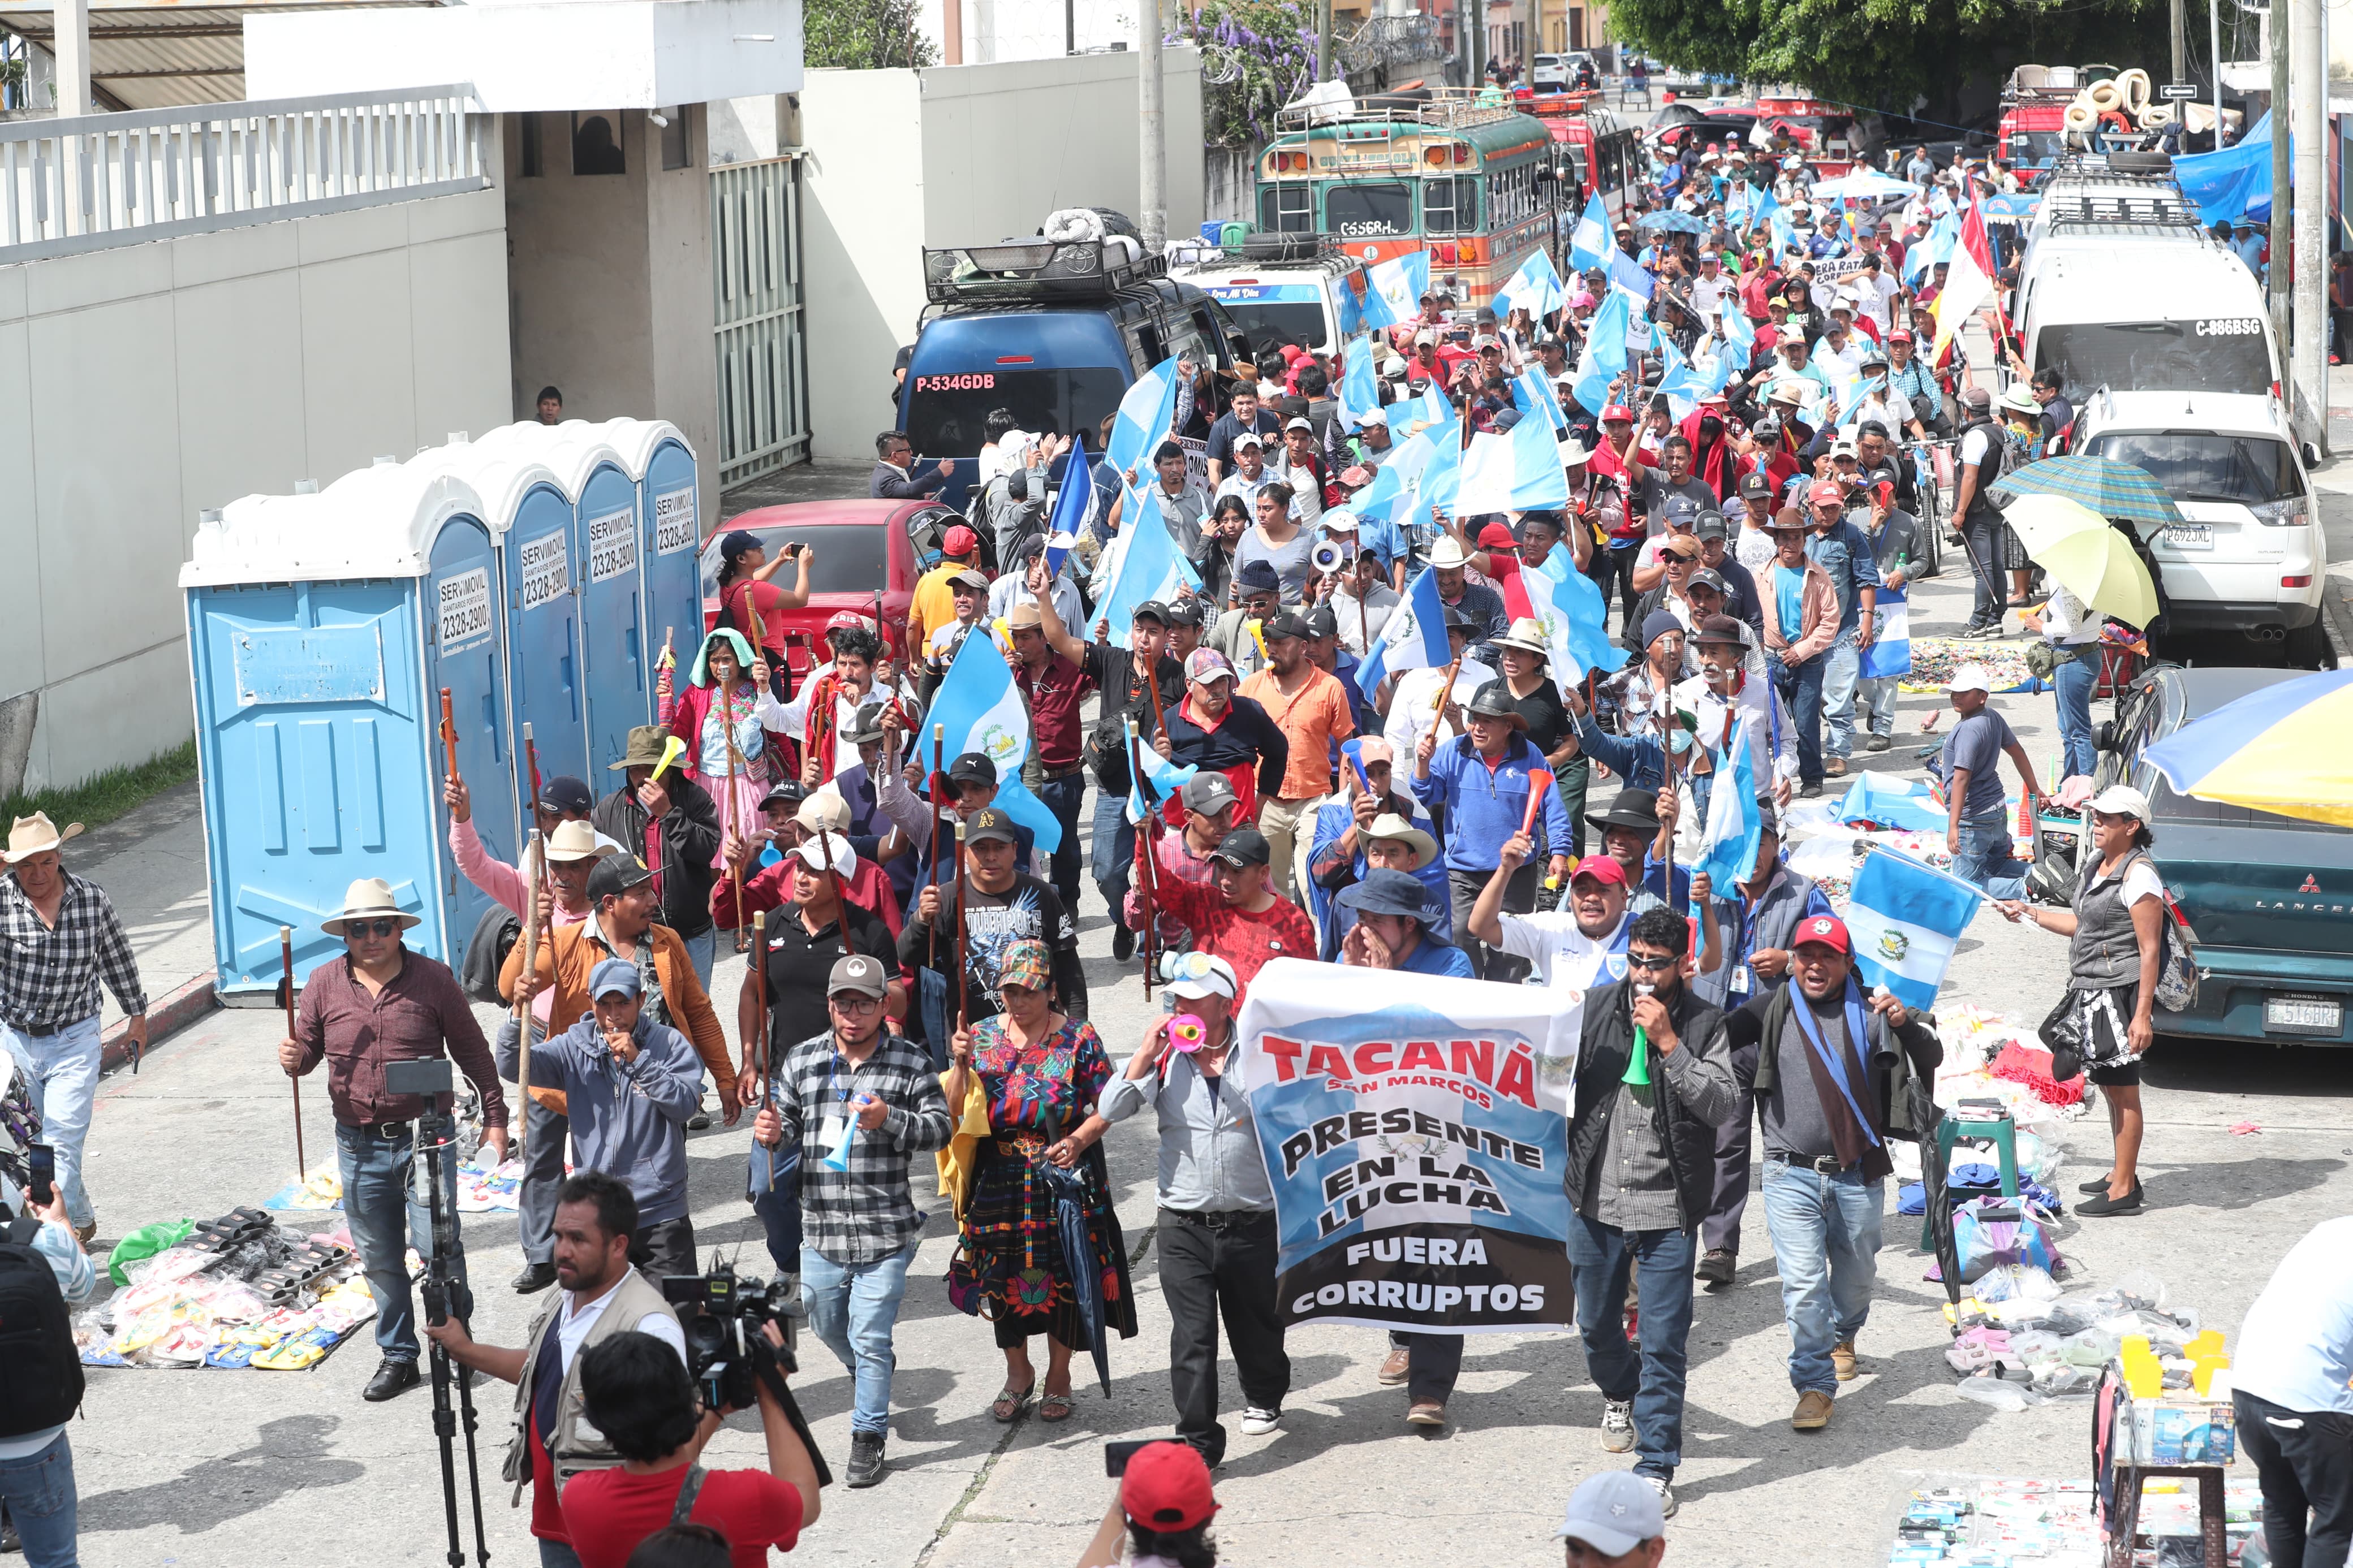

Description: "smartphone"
27 1143 55 1209
1104 1439 1156 1478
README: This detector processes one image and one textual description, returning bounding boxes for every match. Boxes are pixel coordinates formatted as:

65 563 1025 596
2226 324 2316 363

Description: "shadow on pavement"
80 1413 367 1534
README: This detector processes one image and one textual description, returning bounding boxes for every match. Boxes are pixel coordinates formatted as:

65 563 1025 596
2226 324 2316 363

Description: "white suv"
2071 387 2329 665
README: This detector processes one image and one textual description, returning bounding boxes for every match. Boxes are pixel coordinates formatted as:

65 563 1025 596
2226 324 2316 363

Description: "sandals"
1038 1390 1076 1422
990 1382 1036 1423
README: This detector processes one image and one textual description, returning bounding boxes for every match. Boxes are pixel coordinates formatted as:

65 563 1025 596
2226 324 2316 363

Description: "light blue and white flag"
1399 429 1462 546
1498 247 1568 319
1338 335 1384 429
1843 848 1986 1011
1096 508 1201 650
1527 549 1627 680
1356 563 1452 700
1905 213 1958 283
1581 291 1631 374
1041 440 1093 581
1859 584 1911 679
1105 357 1182 530
926 625 1065 852
1720 300 1756 360
1510 366 1568 431
1606 250 1655 308
1691 716 1764 891
1567 192 1613 271
1124 715 1197 826
1833 771 1946 835
1360 250 1432 331
1458 417 1571 515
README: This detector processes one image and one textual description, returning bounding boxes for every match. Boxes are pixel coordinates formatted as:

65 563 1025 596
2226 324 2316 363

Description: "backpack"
0 1212 84 1437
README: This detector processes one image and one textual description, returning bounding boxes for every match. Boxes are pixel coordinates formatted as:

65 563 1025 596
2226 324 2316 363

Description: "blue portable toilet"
604 419 703 676
180 461 520 991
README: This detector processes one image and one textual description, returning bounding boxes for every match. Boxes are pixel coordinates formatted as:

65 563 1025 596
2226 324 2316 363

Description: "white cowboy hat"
322 877 423 936
1495 616 1552 658
1364 811 1440 869
1558 438 1597 466
1427 537 1471 569
543 819 616 865
3 813 83 865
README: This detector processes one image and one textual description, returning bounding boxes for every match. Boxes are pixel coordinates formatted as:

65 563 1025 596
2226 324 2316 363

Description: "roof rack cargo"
2044 150 2177 184
921 238 1163 306
1273 84 1524 134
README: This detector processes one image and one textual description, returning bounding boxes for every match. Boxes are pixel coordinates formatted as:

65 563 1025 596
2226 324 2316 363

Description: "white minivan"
1169 244 1365 359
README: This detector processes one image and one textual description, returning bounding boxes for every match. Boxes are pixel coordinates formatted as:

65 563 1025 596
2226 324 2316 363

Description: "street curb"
101 971 217 1074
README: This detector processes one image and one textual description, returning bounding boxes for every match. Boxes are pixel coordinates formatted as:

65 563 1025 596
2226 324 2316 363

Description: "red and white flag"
1930 193 1999 365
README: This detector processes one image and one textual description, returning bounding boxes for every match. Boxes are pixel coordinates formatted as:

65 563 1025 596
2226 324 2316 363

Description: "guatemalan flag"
926 625 1063 853
1356 563 1451 701
1833 772 1949 835
1581 291 1631 374
1843 848 1985 1011
1527 549 1626 680
1510 366 1568 431
1860 585 1910 679
1456 416 1570 514
1359 250 1431 331
1096 507 1201 650
1041 439 1093 580
1102 357 1181 542
1124 715 1197 826
1691 716 1764 891
1567 191 1612 271
1338 335 1384 429
1497 248 1567 319
1607 250 1655 309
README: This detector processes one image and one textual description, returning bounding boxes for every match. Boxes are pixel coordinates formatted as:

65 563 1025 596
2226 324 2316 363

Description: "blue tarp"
2172 111 2276 227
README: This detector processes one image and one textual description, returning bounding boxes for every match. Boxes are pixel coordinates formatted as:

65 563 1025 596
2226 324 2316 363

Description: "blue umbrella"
1036 1156 1111 1396
1636 209 1707 234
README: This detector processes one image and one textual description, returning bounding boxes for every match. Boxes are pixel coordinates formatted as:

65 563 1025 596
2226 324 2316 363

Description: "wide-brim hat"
1427 537 1471 570
3 812 83 865
1363 812 1438 869
611 725 675 771
322 877 423 935
1587 788 1662 834
1464 681 1528 728
1337 868 1445 925
544 819 617 864
1494 617 1551 658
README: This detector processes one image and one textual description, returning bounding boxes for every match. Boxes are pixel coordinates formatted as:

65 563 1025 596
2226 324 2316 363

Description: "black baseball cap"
1262 610 1312 642
947 752 998 787
1695 512 1731 540
1164 598 1209 628
1738 471 1773 500
759 779 809 811
965 807 1019 844
542 776 594 815
1208 826 1273 867
1304 606 1340 640
1133 599 1172 627
586 854 654 903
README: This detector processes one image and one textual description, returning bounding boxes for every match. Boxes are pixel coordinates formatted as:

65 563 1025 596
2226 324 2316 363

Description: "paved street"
54 521 2353 1568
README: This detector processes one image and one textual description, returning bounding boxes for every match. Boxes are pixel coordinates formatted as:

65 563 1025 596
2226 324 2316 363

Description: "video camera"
663 1258 833 1488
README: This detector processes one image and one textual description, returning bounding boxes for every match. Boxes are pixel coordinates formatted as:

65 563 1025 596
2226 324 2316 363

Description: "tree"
804 0 939 70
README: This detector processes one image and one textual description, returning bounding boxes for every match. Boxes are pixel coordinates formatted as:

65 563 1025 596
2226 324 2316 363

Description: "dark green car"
2096 665 2353 1044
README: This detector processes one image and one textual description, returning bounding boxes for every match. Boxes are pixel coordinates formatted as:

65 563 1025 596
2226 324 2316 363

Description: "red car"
696 498 960 682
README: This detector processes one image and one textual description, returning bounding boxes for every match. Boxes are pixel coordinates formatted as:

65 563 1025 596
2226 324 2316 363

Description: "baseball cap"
1186 647 1236 686
1739 471 1773 500
1945 662 1994 696
1283 416 1314 434
759 779 808 812
1234 430 1264 451
586 854 654 904
1555 1470 1664 1555
1262 609 1313 642
1413 328 1437 346
947 567 989 591
1688 567 1729 594
1694 511 1731 541
1356 406 1390 426
1657 534 1702 559
589 957 641 1001
1569 854 1628 888
1304 604 1341 640
943 524 980 556
1131 599 1172 628
1888 327 1915 343
1808 480 1846 507
1600 403 1635 423
947 751 998 786
1166 954 1240 1003
542 776 595 815
1182 772 1239 815
790 833 858 879
1208 826 1273 867
827 953 890 999
1828 439 1859 460
1793 914 1851 955
1662 495 1704 526
964 807 1019 845
2089 784 2153 821
1122 1441 1218 1534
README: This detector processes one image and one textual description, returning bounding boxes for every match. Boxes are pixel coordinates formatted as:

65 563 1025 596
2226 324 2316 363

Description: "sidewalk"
67 778 219 1062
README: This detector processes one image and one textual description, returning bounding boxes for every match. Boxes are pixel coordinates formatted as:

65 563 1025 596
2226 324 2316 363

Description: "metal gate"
711 155 809 487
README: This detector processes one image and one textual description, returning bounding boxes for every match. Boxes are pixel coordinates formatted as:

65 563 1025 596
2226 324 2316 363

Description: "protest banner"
1235 958 1583 1334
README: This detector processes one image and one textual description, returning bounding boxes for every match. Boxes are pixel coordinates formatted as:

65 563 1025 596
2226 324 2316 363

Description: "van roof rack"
2042 195 2203 233
2044 151 2178 186
921 239 1163 306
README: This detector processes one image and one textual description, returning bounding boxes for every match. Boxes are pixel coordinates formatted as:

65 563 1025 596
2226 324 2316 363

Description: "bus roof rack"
921 238 1163 305
2042 195 2202 233
1273 84 1524 135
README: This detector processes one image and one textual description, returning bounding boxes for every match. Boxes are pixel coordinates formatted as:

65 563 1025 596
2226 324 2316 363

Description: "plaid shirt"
0 870 146 1029
772 1028 953 1265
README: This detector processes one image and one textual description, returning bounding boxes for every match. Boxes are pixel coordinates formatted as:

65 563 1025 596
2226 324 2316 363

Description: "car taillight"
2250 496 2309 528
2282 574 2313 588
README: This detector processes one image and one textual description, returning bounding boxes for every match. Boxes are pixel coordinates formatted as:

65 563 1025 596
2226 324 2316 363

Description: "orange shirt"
1238 665 1356 802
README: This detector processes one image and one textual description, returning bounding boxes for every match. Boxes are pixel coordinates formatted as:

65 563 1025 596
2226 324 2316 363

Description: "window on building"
660 106 691 170
572 113 625 175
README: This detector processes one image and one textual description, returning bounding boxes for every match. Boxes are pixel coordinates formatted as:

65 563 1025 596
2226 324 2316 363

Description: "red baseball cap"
1808 480 1846 507
1794 914 1851 954
1600 404 1635 423
826 609 875 632
1887 328 1915 343
1569 855 1628 888
943 524 980 556
1122 1442 1218 1533
1478 521 1517 549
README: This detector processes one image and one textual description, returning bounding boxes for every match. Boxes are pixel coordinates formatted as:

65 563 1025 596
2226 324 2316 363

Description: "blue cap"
589 958 641 1000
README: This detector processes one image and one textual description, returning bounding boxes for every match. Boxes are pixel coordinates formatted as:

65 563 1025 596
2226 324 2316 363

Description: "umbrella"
1036 1155 1112 1396
1998 494 2159 629
1918 1111 1964 1306
1636 209 1707 234
1990 453 2184 528
2142 669 2353 828
1804 170 1921 201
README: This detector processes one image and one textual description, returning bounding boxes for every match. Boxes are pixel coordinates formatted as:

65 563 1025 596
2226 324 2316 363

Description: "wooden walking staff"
749 909 773 1191
953 818 970 1033
278 926 305 1179
1432 651 1466 739
929 723 947 887
524 723 543 819
513 830 544 1172
438 688 459 781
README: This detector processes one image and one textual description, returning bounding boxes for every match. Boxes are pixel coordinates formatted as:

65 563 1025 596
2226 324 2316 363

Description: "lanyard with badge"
1787 982 1880 1148
818 1049 865 1166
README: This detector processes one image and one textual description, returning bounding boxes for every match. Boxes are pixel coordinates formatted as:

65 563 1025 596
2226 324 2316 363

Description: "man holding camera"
753 953 953 1489
280 878 510 1404
424 1170 686 1568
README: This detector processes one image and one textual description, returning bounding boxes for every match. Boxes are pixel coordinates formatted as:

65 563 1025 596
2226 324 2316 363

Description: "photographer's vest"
1956 414 2007 530
503 1267 680 1501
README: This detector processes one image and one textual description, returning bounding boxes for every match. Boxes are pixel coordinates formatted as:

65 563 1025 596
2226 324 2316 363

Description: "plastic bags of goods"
77 1207 382 1371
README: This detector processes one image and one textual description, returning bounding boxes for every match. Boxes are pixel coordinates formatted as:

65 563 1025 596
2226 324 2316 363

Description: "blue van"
902 238 1249 511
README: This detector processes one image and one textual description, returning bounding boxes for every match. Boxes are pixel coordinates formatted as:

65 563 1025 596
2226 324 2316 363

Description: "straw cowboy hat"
544 819 616 865
3 813 83 865
1363 812 1439 869
321 878 422 936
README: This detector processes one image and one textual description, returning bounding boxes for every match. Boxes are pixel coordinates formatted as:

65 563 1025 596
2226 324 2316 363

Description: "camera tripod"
411 1079 493 1567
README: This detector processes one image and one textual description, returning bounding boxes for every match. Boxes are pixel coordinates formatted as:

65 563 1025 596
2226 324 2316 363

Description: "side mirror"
2094 719 2122 754
2303 440 2321 469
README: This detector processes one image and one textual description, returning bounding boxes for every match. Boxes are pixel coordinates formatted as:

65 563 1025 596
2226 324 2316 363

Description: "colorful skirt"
699 764 771 870
947 1137 1136 1347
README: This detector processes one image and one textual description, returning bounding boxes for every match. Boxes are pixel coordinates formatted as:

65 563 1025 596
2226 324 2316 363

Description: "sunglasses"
344 918 403 939
1626 952 1679 972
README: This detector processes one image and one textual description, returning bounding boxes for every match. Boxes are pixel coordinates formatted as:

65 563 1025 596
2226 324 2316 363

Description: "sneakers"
1791 1389 1834 1430
1695 1248 1736 1287
2078 1183 2144 1216
846 1430 886 1488
1866 734 1892 753
1599 1397 1635 1453
1643 1474 1679 1519
1377 1345 1412 1385
1799 780 1823 798
1406 1399 1447 1427
1112 924 1137 961
1832 1341 1858 1381
1239 1406 1282 1437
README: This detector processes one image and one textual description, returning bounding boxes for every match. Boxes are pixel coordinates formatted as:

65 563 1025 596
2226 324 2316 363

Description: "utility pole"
2210 0 2223 155
2292 0 2328 447
1460 0 1481 88
2171 0 2187 86
1316 0 1330 82
1140 0 1165 250
2268 4 2290 361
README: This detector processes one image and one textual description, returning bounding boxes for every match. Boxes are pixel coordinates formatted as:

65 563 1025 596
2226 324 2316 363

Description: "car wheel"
2285 619 2333 669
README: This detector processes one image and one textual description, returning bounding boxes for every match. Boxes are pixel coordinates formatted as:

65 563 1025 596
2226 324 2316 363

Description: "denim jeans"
1821 628 1861 761
1089 789 1137 929
0 1429 77 1568
1855 675 1899 738
2 1014 102 1227
1563 1213 1696 1480
748 1141 802 1278
2052 653 2098 781
1770 653 1829 786
516 1096 569 1265
538 1541 584 1568
1036 772 1087 913
1760 1159 1884 1395
335 1120 467 1363
1962 512 2006 629
679 927 717 993
1951 804 2027 900
801 1236 923 1435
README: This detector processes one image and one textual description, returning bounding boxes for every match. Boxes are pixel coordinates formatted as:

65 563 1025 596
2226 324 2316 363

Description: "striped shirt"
0 870 145 1030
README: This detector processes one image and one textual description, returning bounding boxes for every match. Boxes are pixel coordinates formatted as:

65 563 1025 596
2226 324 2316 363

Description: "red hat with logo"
1794 914 1851 954
1600 404 1636 423
826 609 874 632
1808 480 1846 508
1569 855 1628 888
943 524 980 556
1121 1442 1218 1534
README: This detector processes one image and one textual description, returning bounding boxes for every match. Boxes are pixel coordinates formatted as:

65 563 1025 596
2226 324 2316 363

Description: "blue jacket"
1804 517 1884 631
499 1012 706 1224
1305 794 1451 959
1419 732 1576 875
1570 711 1666 792
1394 935 1477 977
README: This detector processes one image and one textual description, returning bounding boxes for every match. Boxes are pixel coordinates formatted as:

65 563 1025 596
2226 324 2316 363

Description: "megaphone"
1311 539 1354 573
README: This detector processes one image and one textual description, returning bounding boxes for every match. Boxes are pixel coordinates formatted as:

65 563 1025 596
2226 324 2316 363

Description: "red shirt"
561 1464 804 1567
1015 651 1093 768
1135 835 1315 1001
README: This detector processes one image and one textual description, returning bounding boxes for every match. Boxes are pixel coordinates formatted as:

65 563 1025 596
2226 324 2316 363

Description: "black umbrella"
1917 1108 1964 1306
1036 1156 1111 1396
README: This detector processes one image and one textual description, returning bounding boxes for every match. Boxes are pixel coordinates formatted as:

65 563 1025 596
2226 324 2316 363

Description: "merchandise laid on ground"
264 1152 529 1213
1889 1475 2264 1566
74 1207 413 1371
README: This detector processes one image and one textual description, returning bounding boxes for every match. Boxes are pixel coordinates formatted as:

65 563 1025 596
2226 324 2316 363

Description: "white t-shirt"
1735 520 1778 575
2234 1216 2353 1414
1494 908 1631 990
1854 271 1901 331
1382 658 1497 759
1958 425 1994 468
2118 859 2165 910
1688 274 1733 317
556 1278 689 1375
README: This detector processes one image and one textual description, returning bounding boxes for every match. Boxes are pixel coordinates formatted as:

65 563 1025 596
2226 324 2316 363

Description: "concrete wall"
910 0 1139 64
799 47 1205 461
503 108 722 526
0 187 510 796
